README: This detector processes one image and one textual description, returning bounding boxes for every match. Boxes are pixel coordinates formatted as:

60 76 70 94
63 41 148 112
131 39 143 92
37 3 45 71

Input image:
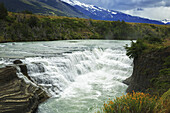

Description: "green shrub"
27 16 39 28
125 39 147 59
144 35 163 44
163 56 170 67
98 91 157 113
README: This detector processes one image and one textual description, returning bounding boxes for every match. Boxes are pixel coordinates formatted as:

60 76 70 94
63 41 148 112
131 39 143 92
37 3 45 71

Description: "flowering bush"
99 91 158 113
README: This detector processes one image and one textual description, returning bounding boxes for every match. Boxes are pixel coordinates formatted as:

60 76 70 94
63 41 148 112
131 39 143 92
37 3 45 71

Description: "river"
0 40 133 113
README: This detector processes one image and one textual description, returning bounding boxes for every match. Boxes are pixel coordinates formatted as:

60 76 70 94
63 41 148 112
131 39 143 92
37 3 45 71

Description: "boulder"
13 60 23 64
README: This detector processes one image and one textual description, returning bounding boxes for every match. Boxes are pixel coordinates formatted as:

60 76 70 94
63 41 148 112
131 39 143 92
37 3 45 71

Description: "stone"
13 60 23 64
0 66 49 113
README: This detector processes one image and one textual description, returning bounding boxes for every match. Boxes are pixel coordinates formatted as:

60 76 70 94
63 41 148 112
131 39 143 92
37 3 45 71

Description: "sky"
77 0 170 21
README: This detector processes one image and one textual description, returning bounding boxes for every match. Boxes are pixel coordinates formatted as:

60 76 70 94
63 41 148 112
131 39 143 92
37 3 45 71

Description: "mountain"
162 19 170 25
0 0 167 25
0 0 87 18
61 0 165 25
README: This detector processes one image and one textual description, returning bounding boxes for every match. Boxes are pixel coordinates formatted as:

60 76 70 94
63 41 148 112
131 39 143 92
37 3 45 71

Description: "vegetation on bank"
125 36 165 59
125 36 170 95
99 37 169 112
0 3 170 42
99 91 158 113
98 89 170 113
98 34 170 113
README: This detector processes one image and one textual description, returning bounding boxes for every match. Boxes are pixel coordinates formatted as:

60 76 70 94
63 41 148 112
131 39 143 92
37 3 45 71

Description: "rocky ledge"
0 61 49 113
123 47 170 94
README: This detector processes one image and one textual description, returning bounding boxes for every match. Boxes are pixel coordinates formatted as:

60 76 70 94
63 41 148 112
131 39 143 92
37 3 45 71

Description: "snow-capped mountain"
61 0 165 25
162 19 170 24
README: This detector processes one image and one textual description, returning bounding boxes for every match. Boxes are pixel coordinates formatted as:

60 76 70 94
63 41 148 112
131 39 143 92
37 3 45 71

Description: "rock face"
123 47 170 93
0 65 49 113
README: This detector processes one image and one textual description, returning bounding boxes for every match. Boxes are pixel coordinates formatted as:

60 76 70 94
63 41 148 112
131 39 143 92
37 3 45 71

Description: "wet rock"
0 66 49 113
13 60 33 82
13 60 23 64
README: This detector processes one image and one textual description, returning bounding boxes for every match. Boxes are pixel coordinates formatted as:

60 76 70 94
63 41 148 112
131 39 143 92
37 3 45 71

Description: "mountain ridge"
0 0 87 18
0 0 168 25
61 0 166 25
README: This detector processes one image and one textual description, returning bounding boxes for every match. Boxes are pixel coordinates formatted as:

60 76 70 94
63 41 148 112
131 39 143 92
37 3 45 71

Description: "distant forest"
0 3 170 42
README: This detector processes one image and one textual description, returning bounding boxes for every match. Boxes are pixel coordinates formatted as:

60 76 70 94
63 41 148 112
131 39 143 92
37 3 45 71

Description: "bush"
27 16 39 28
99 91 158 113
144 35 163 44
125 39 147 59
154 89 170 113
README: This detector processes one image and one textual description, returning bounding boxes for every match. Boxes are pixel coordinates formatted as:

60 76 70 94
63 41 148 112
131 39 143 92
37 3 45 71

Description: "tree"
0 3 8 19
27 16 39 28
21 10 32 14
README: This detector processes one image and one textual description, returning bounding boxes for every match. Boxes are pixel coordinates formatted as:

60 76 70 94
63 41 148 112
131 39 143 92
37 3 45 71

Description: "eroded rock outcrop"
123 47 170 93
0 63 49 113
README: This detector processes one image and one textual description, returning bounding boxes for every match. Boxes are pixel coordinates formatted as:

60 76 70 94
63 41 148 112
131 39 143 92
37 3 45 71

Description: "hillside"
0 11 170 42
0 0 87 18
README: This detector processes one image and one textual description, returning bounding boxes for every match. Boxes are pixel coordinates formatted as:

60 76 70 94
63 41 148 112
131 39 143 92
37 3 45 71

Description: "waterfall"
23 47 131 96
0 40 133 113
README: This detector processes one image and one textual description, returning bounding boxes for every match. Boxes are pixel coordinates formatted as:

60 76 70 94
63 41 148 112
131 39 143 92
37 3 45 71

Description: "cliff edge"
123 47 170 95
0 63 49 113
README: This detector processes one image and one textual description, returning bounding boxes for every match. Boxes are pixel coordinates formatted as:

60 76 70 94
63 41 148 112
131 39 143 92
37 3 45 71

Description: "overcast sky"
77 0 170 20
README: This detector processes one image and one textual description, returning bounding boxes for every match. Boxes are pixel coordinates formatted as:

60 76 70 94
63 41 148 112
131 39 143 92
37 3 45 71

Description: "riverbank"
124 37 170 96
0 61 49 113
99 37 170 113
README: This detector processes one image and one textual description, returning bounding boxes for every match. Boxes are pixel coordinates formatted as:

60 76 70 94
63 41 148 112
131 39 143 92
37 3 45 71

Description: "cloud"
122 6 170 20
77 0 170 10
77 0 170 20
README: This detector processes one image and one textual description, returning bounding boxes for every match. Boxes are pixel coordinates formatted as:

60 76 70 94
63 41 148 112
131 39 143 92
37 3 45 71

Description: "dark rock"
123 47 170 93
0 66 49 113
13 60 33 82
13 60 23 64
18 64 33 82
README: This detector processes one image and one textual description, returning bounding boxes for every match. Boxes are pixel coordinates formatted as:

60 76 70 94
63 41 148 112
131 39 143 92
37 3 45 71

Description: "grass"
154 88 170 113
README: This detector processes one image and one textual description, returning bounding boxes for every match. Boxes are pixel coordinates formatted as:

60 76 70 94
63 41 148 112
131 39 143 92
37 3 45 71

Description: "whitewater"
0 40 133 113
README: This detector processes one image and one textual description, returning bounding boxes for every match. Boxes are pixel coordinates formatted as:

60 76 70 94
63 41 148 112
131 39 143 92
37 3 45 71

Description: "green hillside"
0 11 170 42
0 0 87 18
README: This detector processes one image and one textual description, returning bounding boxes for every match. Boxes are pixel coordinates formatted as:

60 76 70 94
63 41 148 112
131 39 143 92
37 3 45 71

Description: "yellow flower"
109 101 114 105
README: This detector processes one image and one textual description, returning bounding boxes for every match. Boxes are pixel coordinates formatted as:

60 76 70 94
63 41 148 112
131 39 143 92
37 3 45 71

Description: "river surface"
0 40 133 113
